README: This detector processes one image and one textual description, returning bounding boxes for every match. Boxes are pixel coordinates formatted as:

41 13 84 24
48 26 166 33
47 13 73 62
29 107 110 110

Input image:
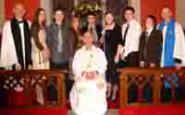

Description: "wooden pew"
0 70 67 108
119 67 185 107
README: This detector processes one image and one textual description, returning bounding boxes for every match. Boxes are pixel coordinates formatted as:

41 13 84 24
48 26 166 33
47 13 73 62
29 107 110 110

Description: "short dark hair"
147 15 157 26
80 26 93 36
79 26 88 36
105 11 114 16
146 15 157 29
125 6 135 14
87 12 96 17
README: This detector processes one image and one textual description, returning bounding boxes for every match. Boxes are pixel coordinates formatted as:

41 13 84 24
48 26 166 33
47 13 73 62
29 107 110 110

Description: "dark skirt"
105 54 119 85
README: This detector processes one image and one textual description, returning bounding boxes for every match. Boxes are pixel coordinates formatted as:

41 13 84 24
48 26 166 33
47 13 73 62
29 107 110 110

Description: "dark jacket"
46 23 73 63
139 29 163 66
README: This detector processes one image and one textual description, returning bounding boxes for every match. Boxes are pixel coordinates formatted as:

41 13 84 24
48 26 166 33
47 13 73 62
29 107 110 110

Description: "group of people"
0 3 185 115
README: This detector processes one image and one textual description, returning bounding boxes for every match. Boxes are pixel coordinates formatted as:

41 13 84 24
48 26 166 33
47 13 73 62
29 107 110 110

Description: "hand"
175 64 183 70
120 54 126 60
114 55 119 63
140 61 145 68
28 64 32 70
97 82 105 90
82 72 91 79
42 48 50 61
91 71 98 78
15 63 22 70
150 63 156 68
84 71 98 80
86 72 94 80
118 45 123 52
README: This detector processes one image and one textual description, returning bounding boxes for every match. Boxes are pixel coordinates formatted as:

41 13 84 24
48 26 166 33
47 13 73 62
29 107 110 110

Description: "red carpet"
66 97 120 109
107 98 119 109
0 108 67 115
107 91 120 109
119 105 185 115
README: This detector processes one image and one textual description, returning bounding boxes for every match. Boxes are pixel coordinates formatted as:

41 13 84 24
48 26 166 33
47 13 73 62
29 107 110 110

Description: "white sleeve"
129 22 142 53
72 50 84 78
174 23 185 64
0 21 17 67
133 23 142 52
96 49 107 75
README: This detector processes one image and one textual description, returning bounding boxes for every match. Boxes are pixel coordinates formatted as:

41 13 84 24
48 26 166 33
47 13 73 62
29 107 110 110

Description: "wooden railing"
119 67 185 107
0 70 67 108
1 68 185 108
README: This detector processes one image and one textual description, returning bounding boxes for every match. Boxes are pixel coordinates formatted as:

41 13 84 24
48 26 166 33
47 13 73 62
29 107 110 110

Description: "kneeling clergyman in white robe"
70 45 107 115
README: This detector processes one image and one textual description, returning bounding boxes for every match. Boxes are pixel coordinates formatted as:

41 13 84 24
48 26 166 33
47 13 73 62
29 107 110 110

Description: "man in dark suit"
139 15 163 102
139 15 163 68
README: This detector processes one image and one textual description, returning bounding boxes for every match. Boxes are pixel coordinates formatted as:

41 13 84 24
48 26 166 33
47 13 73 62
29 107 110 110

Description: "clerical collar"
15 19 24 24
18 21 24 24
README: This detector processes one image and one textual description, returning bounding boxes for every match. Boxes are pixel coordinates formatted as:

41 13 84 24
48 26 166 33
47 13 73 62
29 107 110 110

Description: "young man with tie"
115 6 142 67
139 15 163 68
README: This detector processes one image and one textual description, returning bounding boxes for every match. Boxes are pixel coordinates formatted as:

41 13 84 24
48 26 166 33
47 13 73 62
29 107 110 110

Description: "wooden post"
42 76 48 105
120 73 128 107
153 74 161 106
24 74 31 105
57 74 66 107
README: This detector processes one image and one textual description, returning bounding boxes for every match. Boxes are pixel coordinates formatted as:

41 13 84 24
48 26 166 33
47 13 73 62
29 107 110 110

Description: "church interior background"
0 0 185 115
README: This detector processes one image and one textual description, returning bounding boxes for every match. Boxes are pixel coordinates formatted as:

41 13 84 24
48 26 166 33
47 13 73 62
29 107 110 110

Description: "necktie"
145 31 149 42
89 26 98 43
17 20 24 24
58 28 63 53
144 31 149 60
122 24 129 46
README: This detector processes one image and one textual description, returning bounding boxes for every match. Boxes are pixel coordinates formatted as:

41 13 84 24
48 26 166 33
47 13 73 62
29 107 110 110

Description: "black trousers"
125 52 139 67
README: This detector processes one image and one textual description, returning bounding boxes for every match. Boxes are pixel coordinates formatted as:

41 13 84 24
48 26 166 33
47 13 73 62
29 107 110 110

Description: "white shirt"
19 23 26 66
146 28 153 37
122 19 142 57
159 22 185 66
